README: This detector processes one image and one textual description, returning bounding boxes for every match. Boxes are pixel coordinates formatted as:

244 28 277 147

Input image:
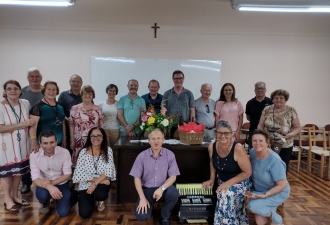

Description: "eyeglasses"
255 88 265 91
205 104 210 113
173 77 184 81
91 134 103 139
6 87 20 91
215 131 231 137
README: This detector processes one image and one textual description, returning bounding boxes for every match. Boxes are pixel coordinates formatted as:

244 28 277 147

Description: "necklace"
6 99 23 159
43 98 61 126
216 141 232 171
91 146 101 174
106 99 116 105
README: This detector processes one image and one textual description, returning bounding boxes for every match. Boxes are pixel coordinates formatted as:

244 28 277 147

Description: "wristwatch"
160 186 166 191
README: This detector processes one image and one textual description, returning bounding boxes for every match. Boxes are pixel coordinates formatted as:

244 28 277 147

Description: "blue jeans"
135 185 179 221
36 182 71 217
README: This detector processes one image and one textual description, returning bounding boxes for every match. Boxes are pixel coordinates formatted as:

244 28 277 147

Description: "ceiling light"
0 0 75 7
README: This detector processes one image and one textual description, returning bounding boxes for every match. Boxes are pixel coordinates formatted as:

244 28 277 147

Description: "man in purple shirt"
30 130 72 216
130 129 180 225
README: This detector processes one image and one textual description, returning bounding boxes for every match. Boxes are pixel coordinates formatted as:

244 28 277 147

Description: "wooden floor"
1 165 330 225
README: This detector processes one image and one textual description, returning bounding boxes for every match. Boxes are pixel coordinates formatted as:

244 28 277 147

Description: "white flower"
142 122 145 126
140 125 144 130
147 112 152 116
161 119 169 127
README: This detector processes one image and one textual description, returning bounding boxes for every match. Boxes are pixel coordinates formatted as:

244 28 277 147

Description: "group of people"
0 67 302 225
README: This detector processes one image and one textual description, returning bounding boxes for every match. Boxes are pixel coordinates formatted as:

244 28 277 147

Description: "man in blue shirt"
141 80 163 114
118 79 146 136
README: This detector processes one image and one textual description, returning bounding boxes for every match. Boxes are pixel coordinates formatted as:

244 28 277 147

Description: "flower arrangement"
178 122 205 145
138 104 179 136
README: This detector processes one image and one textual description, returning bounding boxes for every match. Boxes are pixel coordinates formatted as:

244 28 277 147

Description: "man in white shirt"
30 130 72 216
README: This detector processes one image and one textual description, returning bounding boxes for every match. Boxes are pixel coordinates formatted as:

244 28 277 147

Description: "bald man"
195 84 216 139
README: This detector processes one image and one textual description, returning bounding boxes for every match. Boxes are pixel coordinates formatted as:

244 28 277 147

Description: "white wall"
0 0 329 127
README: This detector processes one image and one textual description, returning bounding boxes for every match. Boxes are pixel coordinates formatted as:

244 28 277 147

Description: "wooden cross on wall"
151 23 160 38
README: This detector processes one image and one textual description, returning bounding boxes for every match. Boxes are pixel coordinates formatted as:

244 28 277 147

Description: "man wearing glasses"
245 81 273 148
195 84 216 139
162 70 195 137
118 79 146 136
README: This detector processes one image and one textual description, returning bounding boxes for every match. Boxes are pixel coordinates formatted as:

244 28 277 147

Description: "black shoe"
21 184 31 194
161 219 170 225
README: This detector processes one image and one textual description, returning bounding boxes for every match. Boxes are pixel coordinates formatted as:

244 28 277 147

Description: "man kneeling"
130 129 180 225
30 130 72 216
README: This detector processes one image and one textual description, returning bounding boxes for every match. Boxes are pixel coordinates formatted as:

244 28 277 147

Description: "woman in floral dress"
70 85 103 167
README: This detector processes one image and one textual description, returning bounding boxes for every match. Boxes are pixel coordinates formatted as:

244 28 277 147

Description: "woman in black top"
203 120 252 225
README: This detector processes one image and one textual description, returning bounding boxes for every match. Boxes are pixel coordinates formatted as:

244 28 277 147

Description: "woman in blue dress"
248 129 290 225
29 81 66 152
203 120 252 225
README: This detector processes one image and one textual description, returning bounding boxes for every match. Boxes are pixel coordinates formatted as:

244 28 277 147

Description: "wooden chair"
292 126 314 172
307 129 329 179
241 122 250 150
324 124 330 149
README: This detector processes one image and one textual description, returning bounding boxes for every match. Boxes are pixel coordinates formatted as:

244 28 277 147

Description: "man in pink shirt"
30 130 72 216
130 129 180 225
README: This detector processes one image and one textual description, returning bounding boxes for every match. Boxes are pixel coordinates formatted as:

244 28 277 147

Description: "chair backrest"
304 124 320 130
242 122 250 134
309 129 327 150
299 126 314 147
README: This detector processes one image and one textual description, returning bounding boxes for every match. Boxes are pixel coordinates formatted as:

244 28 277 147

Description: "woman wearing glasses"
70 85 104 167
0 80 35 212
214 83 244 141
72 127 116 218
203 120 252 225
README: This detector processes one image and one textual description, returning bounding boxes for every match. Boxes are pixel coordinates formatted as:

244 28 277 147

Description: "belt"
205 127 214 130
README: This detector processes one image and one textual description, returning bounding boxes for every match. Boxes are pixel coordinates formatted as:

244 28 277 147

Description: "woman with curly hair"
72 127 116 218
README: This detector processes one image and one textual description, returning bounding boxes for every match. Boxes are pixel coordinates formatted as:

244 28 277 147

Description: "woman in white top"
72 127 116 218
98 84 120 149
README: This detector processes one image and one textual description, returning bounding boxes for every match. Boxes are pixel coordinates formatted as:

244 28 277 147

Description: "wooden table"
114 136 211 203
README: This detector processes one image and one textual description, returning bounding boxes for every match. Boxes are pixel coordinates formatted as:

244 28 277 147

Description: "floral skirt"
214 178 252 225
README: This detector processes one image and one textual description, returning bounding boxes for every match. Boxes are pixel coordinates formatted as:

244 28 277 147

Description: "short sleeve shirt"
118 94 146 132
129 148 180 188
245 97 273 132
249 149 289 193
162 87 195 123
21 86 44 109
214 100 244 132
195 97 215 128
58 89 82 118
262 105 298 148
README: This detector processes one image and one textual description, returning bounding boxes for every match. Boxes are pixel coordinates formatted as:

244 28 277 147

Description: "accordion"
176 183 215 223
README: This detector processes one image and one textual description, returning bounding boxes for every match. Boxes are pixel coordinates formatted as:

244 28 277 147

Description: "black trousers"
78 184 111 219
21 171 32 186
278 146 293 174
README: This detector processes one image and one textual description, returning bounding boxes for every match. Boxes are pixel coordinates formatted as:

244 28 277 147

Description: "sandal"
14 199 29 206
97 201 105 212
4 203 19 212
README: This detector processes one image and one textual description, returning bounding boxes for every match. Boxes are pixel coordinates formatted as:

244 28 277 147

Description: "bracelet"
30 136 37 140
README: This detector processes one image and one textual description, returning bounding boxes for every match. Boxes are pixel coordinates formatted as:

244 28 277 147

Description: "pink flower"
161 107 167 116
142 115 148 122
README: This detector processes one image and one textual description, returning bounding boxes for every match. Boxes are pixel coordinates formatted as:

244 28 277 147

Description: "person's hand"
136 198 150 214
216 181 231 194
46 185 62 199
285 132 294 139
31 140 40 153
86 183 97 194
128 131 136 137
125 125 133 133
202 179 214 189
153 188 163 201
22 119 35 127
100 180 110 185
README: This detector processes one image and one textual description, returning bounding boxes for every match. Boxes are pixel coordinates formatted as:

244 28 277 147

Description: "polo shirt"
129 147 180 188
58 89 82 117
162 87 195 123
245 96 273 132
195 97 216 128
118 94 146 132
141 93 163 114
